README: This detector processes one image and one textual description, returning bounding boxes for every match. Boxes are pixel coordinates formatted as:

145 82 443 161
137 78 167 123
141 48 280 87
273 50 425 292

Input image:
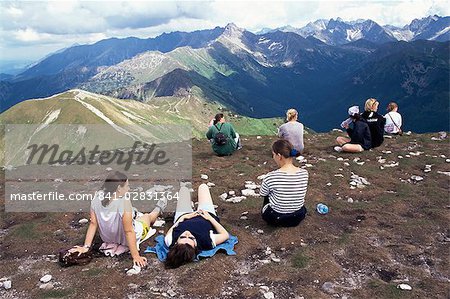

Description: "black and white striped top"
260 169 308 213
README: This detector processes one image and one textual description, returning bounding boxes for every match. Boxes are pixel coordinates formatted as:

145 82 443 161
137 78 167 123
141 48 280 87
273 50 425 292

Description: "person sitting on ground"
278 108 304 154
70 171 166 268
361 98 386 148
259 139 308 227
335 106 372 153
206 113 241 156
384 102 403 135
164 184 230 268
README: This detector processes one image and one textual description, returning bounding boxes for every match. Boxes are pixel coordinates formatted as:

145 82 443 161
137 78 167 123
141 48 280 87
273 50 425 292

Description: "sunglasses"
179 235 196 241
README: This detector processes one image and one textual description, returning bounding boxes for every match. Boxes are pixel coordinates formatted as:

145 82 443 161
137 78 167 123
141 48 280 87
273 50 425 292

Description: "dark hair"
165 243 198 269
272 139 297 158
350 113 361 121
101 171 128 207
213 113 224 125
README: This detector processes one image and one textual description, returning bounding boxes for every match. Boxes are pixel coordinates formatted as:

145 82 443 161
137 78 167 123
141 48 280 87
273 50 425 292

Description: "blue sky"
0 0 448 62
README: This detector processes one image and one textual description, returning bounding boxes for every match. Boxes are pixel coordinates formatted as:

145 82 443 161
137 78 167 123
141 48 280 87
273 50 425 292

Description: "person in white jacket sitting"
384 102 403 135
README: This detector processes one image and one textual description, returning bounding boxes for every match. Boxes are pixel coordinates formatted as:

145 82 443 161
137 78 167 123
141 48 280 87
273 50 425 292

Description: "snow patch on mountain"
268 42 283 50
430 26 450 40
384 27 414 41
346 29 363 41
258 37 270 44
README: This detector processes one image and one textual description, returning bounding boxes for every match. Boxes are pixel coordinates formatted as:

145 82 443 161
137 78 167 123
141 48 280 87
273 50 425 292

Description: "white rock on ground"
126 265 141 276
39 283 54 290
226 196 246 203
244 181 259 189
241 189 258 196
264 292 275 299
40 274 52 283
228 190 235 196
201 174 208 180
411 175 424 182
78 218 89 225
207 182 215 187
219 193 228 200
167 289 176 297
397 283 412 291
257 174 267 180
3 280 11 289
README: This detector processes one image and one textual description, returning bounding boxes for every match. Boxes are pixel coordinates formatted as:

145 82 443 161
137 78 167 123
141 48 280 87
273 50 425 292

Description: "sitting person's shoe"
334 146 343 153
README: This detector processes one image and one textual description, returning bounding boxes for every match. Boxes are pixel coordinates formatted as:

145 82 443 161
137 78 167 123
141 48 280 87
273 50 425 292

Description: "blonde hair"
365 98 378 112
387 102 398 112
286 109 298 121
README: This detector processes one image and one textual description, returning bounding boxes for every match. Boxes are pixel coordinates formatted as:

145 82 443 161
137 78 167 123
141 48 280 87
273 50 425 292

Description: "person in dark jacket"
335 106 372 153
361 98 386 148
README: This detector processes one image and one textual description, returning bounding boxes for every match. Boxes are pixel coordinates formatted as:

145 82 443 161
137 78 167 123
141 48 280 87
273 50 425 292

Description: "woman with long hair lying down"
164 184 230 268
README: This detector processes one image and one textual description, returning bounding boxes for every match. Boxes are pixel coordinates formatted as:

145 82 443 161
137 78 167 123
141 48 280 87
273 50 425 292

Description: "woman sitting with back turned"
384 102 403 135
335 106 372 153
206 113 241 156
361 98 386 148
278 108 305 154
260 139 308 227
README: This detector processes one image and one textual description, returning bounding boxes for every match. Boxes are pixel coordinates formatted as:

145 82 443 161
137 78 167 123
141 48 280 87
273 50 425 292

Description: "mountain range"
1 16 449 133
258 15 450 45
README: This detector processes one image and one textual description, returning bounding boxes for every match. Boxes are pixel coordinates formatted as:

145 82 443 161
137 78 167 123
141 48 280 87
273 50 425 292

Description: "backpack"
58 247 93 267
214 124 228 146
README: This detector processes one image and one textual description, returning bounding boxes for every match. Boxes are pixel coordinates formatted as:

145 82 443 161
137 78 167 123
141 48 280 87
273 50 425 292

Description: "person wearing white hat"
335 106 372 153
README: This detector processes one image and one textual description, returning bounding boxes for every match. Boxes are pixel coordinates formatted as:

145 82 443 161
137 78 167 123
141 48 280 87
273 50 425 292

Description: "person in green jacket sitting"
206 113 242 156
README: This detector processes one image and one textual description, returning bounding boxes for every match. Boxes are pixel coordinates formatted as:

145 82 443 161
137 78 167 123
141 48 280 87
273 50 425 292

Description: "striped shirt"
260 169 308 213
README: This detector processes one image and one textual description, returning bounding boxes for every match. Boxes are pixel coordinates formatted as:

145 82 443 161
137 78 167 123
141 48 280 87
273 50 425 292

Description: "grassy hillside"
0 89 283 138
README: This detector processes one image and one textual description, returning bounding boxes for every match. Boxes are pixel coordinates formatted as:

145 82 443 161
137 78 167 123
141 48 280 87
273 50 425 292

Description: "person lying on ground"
164 184 230 268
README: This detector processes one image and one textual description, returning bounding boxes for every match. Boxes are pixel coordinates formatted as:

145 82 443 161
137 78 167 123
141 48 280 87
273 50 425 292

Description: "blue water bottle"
317 203 329 215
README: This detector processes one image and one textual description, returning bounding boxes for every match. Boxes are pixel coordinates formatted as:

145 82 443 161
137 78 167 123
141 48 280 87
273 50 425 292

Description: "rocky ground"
0 131 449 299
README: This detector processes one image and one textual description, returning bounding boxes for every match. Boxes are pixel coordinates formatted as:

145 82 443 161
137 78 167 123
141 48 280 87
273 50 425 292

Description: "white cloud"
6 6 23 17
15 28 40 42
0 0 448 62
